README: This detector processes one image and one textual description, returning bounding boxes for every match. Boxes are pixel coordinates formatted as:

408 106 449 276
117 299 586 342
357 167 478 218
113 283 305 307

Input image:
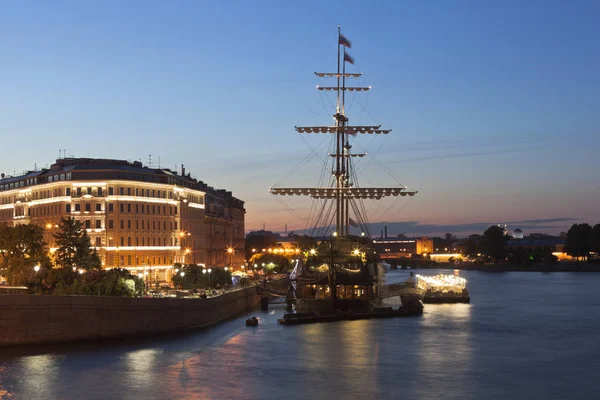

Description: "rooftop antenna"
149 154 152 168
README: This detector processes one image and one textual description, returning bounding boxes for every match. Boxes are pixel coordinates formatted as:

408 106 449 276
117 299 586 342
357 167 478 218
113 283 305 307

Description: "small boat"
246 317 259 327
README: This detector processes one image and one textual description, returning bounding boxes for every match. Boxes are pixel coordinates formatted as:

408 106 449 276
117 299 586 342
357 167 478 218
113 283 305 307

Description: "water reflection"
17 355 59 400
0 365 15 399
338 321 378 398
417 304 473 399
124 348 162 389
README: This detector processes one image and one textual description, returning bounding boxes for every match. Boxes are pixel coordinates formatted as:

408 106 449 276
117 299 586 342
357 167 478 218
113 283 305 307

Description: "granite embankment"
0 286 259 346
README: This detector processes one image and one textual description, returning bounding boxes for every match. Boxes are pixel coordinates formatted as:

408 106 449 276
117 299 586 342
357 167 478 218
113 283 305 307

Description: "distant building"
373 237 433 257
507 237 565 252
513 228 524 239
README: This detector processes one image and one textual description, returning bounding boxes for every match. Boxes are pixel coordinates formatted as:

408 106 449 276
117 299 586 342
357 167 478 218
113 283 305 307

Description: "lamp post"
179 271 185 290
144 270 149 294
227 247 233 267
208 268 212 290
138 273 143 296
33 265 41 293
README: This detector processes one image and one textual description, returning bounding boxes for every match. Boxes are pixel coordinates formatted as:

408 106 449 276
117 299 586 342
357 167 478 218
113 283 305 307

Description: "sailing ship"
270 28 420 318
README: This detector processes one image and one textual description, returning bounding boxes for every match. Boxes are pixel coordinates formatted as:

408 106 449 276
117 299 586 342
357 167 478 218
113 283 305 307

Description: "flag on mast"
349 218 358 228
344 51 355 65
339 33 351 48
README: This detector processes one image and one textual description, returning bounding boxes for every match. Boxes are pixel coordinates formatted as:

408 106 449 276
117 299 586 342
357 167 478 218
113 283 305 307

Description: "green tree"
509 247 528 265
53 217 98 270
245 232 278 259
172 264 232 290
463 238 479 258
0 223 51 286
592 224 600 255
565 223 593 261
292 234 316 251
481 225 509 263
44 268 142 297
248 253 292 273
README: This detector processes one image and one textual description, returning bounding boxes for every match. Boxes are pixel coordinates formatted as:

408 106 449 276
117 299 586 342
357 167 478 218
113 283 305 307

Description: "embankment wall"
0 287 258 346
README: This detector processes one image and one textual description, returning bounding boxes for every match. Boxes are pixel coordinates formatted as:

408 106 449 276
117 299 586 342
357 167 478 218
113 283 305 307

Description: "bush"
39 268 142 297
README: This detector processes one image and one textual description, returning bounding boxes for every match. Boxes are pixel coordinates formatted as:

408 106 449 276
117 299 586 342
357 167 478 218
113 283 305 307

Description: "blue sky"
1 0 599 236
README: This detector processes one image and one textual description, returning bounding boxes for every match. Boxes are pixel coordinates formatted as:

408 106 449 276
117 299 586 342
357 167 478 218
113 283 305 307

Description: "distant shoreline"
397 262 600 273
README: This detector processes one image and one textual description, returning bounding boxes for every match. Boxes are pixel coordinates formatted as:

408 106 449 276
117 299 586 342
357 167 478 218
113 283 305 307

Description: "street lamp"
34 265 40 273
208 268 212 290
227 247 233 267
137 272 143 295
179 271 185 290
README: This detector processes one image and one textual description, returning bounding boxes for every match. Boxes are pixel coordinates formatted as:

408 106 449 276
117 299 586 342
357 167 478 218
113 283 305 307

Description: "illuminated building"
0 158 245 281
373 237 434 257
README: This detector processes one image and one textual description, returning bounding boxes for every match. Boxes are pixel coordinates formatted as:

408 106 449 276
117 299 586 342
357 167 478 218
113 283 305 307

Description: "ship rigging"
269 27 417 238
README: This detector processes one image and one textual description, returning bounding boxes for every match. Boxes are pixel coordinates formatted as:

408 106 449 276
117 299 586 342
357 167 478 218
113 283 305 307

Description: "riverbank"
411 261 600 272
0 286 259 347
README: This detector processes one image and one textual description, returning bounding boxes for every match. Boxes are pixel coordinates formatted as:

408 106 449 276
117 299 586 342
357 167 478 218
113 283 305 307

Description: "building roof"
0 157 244 209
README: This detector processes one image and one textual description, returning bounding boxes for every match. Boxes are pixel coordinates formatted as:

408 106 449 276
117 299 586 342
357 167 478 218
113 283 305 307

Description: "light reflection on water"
417 304 473 399
1 270 600 400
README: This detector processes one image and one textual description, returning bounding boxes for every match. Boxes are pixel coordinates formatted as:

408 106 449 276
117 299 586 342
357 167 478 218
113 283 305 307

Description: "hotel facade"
0 158 245 282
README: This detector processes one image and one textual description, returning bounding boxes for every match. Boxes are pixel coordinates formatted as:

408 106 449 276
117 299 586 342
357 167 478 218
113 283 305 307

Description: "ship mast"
270 28 417 238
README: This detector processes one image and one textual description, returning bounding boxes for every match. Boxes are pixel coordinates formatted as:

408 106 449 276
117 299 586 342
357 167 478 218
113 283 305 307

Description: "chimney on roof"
181 164 185 176
385 226 388 239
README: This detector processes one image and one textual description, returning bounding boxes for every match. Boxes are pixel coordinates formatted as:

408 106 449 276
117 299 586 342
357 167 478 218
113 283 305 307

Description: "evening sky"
1 0 598 236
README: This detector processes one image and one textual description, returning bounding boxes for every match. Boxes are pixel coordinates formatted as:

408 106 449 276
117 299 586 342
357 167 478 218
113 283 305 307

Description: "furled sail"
315 72 362 78
317 86 371 91
269 187 416 199
295 126 391 134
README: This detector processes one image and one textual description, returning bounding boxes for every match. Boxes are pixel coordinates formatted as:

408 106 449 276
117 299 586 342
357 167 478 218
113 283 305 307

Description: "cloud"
513 218 579 224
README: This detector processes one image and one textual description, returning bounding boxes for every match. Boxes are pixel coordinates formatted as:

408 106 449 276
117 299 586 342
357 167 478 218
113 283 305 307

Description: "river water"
1 269 600 400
